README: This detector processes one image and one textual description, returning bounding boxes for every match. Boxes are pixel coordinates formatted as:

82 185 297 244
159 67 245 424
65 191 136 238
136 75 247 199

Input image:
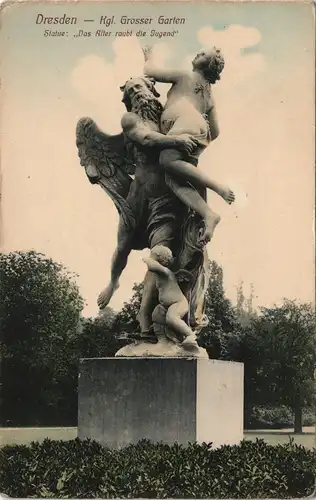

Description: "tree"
77 307 120 358
246 283 255 318
113 282 144 334
240 300 316 433
198 261 241 360
236 280 246 320
204 261 237 333
236 281 257 327
0 251 84 426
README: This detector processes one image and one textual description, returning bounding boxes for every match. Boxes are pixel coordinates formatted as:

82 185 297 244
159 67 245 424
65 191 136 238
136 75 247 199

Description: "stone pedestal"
78 357 243 449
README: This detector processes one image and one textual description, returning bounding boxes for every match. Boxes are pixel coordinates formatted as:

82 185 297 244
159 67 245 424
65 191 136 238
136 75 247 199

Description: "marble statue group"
76 46 235 357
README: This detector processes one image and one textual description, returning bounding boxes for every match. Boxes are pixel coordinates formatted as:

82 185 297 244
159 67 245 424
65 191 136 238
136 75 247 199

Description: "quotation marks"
71 28 181 38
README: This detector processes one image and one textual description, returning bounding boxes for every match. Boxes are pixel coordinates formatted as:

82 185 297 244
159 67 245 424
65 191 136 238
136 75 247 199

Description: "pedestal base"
78 358 243 449
115 335 208 358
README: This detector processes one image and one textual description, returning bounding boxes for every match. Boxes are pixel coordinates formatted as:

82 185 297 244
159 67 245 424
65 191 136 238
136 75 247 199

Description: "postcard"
0 0 315 498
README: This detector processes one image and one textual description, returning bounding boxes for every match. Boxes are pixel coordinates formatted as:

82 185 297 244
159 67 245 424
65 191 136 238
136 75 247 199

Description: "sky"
0 1 315 317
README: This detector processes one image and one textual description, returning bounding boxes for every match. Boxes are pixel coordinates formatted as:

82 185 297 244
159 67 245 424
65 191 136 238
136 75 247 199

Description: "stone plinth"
115 336 209 358
78 358 243 449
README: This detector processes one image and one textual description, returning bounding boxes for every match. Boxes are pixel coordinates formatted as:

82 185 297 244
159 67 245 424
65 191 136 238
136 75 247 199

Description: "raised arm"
121 113 198 153
142 256 170 276
143 46 186 84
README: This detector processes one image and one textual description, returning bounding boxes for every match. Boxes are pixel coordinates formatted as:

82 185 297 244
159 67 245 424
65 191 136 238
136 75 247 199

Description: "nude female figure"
144 46 235 244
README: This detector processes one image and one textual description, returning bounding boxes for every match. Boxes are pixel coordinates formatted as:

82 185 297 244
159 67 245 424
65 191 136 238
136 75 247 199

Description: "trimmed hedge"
0 438 315 498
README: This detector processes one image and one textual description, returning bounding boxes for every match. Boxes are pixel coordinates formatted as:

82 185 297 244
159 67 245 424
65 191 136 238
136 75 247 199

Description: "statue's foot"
97 281 120 309
140 324 158 344
221 187 235 205
136 312 154 336
130 329 158 344
140 331 158 344
182 334 199 349
198 213 221 246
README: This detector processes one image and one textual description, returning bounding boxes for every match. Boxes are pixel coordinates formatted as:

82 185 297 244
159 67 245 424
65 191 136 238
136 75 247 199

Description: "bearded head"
120 77 163 124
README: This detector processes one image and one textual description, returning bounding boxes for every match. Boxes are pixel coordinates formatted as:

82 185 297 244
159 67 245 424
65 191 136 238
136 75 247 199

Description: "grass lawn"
244 427 315 449
1 427 315 448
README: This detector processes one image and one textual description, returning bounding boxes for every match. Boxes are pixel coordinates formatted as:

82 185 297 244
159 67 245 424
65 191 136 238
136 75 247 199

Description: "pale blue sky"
1 2 314 93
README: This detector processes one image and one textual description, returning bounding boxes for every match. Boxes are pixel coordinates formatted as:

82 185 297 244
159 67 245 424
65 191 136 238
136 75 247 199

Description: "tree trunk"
294 397 303 434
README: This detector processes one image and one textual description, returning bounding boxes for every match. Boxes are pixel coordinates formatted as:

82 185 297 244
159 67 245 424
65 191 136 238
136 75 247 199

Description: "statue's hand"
142 45 153 62
175 269 193 284
175 134 199 155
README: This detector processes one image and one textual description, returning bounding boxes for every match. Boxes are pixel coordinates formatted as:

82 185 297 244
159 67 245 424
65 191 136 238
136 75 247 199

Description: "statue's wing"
76 117 136 229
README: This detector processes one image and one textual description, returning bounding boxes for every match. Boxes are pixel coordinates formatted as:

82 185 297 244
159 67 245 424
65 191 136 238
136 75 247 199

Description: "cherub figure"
143 245 198 348
144 46 235 244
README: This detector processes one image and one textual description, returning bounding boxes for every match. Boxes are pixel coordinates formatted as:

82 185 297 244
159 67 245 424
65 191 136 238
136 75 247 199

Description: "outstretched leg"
97 219 132 309
166 299 198 348
159 149 235 204
160 152 221 244
165 173 221 244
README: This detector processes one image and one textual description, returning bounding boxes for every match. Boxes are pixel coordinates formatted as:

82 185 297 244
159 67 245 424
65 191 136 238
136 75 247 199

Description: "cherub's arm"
143 46 186 84
206 96 220 141
121 113 198 152
142 257 170 276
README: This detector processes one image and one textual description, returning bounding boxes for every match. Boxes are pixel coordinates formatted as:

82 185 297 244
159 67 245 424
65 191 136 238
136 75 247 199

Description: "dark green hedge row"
0 438 315 498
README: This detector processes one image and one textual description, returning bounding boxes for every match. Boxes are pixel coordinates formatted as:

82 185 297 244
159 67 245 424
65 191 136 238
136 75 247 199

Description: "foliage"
113 282 144 334
247 406 293 429
204 261 237 334
0 438 315 498
302 408 316 427
57 309 121 425
236 281 257 327
198 261 241 360
197 267 315 431
246 406 316 430
240 300 316 431
77 308 119 358
0 251 84 426
261 301 315 409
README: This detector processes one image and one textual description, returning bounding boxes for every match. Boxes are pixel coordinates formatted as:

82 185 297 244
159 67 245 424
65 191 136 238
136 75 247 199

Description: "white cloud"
198 24 262 51
111 36 144 80
70 55 123 132
68 24 266 126
148 42 173 68
69 37 146 132
69 37 174 131
197 25 266 87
